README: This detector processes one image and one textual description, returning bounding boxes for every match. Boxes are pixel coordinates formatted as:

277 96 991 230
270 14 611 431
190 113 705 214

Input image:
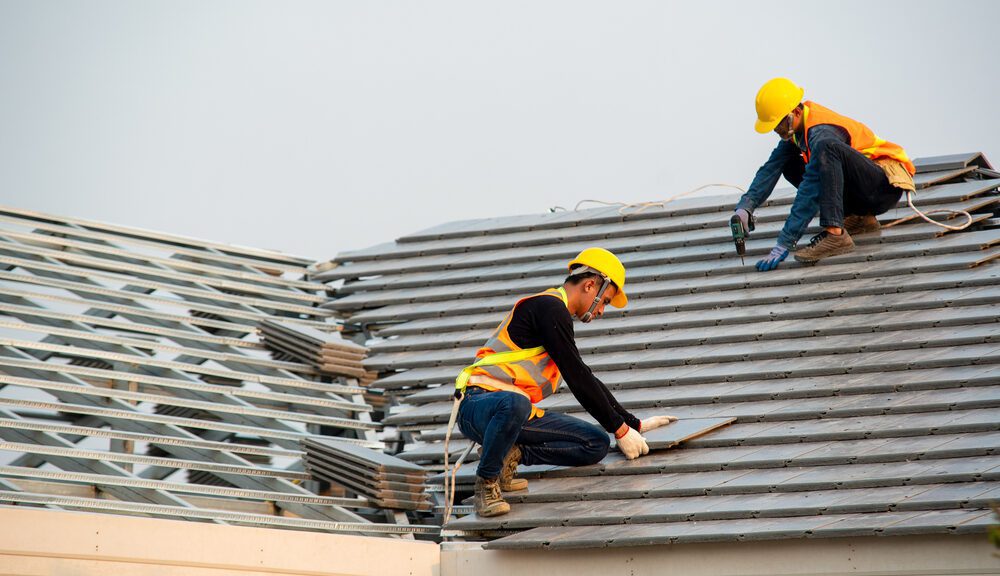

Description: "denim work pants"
457 387 610 479
783 139 903 229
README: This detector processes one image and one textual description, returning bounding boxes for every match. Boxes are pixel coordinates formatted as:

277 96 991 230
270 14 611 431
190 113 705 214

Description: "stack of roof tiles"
0 204 436 538
259 319 376 385
303 436 432 511
318 152 1000 548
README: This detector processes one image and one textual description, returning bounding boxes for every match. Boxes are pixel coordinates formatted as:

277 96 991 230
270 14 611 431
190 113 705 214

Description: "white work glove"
616 427 649 460
640 415 678 433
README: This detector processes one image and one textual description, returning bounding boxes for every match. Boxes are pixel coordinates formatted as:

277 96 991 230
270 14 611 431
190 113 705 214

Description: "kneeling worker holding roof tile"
448 248 677 517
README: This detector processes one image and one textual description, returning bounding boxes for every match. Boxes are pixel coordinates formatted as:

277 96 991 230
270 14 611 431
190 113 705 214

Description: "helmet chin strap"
579 277 610 323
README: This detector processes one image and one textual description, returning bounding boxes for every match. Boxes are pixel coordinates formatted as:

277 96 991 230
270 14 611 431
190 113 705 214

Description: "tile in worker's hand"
642 417 736 450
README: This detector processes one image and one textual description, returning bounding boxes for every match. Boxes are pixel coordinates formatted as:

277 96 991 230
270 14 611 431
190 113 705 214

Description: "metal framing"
0 204 433 537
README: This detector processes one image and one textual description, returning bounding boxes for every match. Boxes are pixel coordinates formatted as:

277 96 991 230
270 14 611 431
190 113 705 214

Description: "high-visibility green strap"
454 346 545 391
454 288 568 393
554 286 568 305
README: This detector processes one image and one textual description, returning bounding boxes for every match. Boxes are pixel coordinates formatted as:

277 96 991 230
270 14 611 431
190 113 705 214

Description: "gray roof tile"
331 157 999 548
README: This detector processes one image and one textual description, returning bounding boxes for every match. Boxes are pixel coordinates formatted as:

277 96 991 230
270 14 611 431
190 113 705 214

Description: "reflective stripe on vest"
454 287 568 410
797 101 916 176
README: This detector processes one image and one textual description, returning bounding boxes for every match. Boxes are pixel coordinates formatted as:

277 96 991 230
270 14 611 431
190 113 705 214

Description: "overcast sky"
1 0 996 261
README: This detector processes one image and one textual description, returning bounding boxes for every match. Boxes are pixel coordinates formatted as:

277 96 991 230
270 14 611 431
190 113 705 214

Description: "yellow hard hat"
567 247 628 308
754 77 804 134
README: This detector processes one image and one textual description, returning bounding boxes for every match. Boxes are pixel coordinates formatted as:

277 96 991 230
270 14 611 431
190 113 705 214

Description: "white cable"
567 182 976 232
569 183 747 215
882 189 974 231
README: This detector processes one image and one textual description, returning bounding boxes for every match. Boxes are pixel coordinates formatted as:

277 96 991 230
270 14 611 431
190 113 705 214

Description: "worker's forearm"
563 377 627 432
538 307 631 433
599 380 641 430
737 141 796 212
777 175 820 249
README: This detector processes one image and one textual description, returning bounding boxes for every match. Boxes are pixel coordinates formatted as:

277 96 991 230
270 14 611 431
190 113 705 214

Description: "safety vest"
798 101 916 176
454 287 568 418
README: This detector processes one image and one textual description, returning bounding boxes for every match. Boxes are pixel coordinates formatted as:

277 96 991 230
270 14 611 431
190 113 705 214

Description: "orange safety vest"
798 101 916 176
455 287 568 419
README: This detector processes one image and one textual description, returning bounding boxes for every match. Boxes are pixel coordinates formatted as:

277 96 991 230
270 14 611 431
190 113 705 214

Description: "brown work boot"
794 230 855 263
844 214 880 235
500 444 528 491
477 445 528 491
474 476 510 517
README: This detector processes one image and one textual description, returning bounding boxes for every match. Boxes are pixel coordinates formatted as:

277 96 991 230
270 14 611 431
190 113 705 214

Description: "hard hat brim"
755 117 781 134
610 290 627 308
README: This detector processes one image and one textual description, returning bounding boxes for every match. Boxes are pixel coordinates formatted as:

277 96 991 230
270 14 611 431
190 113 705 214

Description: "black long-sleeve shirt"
505 293 641 433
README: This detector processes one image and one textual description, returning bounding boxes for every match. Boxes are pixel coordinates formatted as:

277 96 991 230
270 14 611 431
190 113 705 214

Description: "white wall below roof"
0 505 439 576
442 534 998 576
3 504 996 576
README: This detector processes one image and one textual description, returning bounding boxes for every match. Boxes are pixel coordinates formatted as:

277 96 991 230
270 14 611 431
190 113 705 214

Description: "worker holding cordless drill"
453 248 677 517
732 78 916 271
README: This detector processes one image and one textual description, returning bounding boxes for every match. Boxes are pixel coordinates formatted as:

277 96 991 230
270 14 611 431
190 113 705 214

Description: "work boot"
844 214 880 235
793 230 855 263
477 445 529 491
474 476 510 517
500 444 528 491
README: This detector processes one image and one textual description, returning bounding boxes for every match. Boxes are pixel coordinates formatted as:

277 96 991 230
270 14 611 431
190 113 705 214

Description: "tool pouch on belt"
875 158 916 192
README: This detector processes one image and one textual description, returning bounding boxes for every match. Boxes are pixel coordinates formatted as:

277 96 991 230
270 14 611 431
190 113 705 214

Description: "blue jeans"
737 128 904 249
457 387 610 479
791 139 902 230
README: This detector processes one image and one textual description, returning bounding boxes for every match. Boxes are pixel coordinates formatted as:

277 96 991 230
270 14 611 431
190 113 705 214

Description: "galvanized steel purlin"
324 153 1000 548
0 357 365 410
0 418 304 458
0 206 430 536
0 205 314 269
0 252 329 316
0 490 439 534
0 212 310 275
0 230 322 293
0 465 368 507
1 243 364 520
0 270 333 329
0 301 267 348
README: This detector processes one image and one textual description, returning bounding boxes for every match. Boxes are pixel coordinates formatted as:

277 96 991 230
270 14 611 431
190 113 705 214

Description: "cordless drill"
730 211 755 265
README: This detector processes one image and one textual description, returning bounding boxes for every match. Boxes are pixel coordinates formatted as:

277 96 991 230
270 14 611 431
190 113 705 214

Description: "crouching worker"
734 77 916 271
454 247 677 517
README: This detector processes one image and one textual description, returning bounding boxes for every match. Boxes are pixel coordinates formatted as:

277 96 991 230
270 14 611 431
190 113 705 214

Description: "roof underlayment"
321 152 1000 550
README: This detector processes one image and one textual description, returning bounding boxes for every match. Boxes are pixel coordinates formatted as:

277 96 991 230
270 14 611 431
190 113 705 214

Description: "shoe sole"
477 505 511 517
845 224 880 235
794 244 855 263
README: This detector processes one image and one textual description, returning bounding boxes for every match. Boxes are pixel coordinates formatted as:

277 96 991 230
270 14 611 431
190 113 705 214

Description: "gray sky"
1 0 997 260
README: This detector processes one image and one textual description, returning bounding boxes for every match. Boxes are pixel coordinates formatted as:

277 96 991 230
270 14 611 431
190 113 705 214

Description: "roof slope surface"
324 152 1000 549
